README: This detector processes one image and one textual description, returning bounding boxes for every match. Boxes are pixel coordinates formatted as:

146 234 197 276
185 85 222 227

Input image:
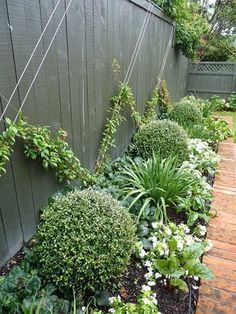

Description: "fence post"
232 64 236 94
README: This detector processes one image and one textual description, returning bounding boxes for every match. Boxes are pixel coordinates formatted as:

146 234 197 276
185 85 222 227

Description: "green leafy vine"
0 117 93 183
95 82 141 172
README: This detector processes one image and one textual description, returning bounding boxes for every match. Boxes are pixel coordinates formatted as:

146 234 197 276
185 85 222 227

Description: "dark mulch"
117 259 198 314
154 278 198 314
0 240 35 276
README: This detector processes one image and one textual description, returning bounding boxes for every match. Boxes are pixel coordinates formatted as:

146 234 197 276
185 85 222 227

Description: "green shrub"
228 94 236 111
133 120 189 161
34 189 136 292
170 100 203 127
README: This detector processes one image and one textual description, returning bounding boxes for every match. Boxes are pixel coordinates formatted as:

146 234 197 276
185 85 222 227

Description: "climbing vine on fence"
95 79 170 172
0 116 93 183
0 78 171 181
95 82 141 172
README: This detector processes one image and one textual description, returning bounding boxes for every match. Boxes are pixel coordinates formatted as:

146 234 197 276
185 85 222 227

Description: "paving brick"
197 295 236 314
197 116 236 314
199 285 236 306
210 239 236 254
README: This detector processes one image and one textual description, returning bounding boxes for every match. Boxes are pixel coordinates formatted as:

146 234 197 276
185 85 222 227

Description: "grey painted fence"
0 0 188 266
188 62 236 99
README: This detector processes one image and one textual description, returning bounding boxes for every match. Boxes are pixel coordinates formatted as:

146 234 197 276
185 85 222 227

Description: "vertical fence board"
0 0 189 266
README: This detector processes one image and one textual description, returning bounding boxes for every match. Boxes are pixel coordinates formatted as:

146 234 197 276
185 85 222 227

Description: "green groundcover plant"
137 222 214 292
133 119 189 162
34 189 136 293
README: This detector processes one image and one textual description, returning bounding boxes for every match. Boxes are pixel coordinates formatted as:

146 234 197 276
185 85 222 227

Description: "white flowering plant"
108 287 160 314
188 139 219 175
177 163 213 226
137 222 214 292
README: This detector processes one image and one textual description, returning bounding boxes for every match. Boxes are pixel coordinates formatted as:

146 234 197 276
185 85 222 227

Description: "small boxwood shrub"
34 189 136 292
170 100 203 127
133 119 189 161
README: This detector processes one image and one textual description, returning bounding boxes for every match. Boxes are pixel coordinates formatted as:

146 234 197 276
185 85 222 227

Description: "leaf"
170 278 188 292
25 276 41 295
183 242 206 261
154 257 185 278
187 212 199 226
185 261 214 279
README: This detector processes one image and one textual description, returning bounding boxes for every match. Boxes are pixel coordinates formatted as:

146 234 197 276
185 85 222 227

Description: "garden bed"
0 94 232 314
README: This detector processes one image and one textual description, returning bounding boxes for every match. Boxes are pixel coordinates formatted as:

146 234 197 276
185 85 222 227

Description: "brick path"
197 117 236 314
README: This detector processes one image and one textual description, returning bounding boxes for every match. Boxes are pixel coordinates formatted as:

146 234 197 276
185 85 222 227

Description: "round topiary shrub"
133 119 189 161
169 100 203 126
34 189 136 292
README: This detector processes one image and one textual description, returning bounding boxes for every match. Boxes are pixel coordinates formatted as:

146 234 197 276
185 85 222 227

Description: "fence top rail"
130 0 174 25
191 62 236 65
190 62 236 73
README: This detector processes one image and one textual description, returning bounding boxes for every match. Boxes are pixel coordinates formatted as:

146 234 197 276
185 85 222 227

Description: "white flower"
194 276 199 281
151 294 158 305
198 225 207 236
108 309 115 313
205 240 213 251
143 297 152 305
140 249 147 258
177 240 184 251
149 236 158 247
152 222 159 229
144 272 153 279
192 285 199 290
82 307 86 311
147 281 156 286
142 285 151 291
144 260 152 268
155 272 162 279
109 297 115 304
185 236 194 246
117 295 121 301
165 227 172 236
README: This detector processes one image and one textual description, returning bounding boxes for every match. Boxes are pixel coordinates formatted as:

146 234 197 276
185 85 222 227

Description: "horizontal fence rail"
188 62 236 98
0 0 188 266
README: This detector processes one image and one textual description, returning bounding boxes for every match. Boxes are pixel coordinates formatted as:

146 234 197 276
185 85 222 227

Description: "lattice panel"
191 63 234 73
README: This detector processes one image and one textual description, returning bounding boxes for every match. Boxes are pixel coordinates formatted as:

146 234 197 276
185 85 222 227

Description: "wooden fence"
188 62 236 98
0 0 188 266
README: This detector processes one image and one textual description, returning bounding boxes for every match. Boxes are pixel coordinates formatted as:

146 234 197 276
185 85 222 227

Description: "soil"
0 239 35 276
118 258 198 314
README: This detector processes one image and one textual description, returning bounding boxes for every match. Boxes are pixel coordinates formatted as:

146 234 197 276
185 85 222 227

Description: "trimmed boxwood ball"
169 100 203 127
133 119 189 161
34 189 136 292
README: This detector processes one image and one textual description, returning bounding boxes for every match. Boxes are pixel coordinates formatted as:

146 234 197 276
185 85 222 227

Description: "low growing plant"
133 119 189 162
188 138 219 175
0 257 70 313
34 189 136 293
177 162 213 226
108 287 160 314
137 222 214 292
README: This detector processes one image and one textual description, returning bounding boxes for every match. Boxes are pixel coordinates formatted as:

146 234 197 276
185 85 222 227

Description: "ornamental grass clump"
170 99 203 127
34 189 136 292
133 120 189 162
